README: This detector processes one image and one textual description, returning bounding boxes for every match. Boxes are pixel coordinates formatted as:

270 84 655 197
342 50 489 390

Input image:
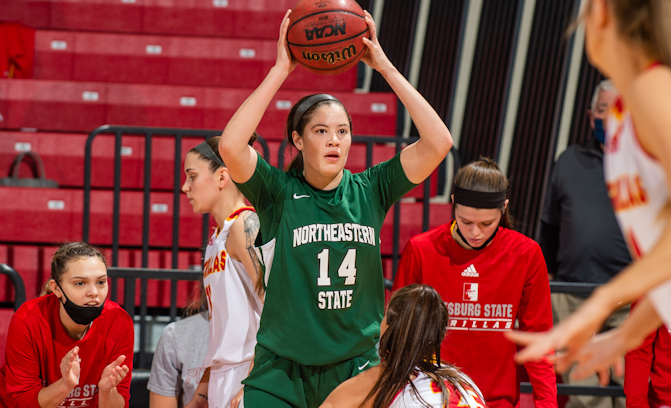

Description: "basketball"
287 0 369 75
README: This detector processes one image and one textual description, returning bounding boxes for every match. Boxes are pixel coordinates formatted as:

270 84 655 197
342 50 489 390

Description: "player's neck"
210 196 248 229
604 42 651 102
59 304 91 340
303 168 344 191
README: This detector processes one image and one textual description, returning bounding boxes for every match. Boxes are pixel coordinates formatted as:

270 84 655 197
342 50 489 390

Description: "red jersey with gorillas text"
0 294 134 408
393 223 556 408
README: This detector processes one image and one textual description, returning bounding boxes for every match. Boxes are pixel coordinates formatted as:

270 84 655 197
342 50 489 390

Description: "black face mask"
456 224 499 251
55 280 105 325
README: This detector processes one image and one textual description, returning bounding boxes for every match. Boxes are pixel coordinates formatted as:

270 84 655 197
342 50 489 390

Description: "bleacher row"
0 0 452 312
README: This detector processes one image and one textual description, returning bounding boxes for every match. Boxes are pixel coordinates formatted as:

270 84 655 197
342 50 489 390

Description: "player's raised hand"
275 9 298 74
98 355 129 393
360 10 394 75
60 346 81 389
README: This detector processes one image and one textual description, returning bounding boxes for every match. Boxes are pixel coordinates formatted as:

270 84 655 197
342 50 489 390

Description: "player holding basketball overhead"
218 8 452 408
180 136 264 408
393 159 556 408
506 0 671 381
0 242 133 408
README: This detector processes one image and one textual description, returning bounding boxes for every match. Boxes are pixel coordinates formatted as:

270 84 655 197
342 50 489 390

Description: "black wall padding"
459 0 521 164
568 52 604 146
410 0 466 137
370 0 420 93
506 0 580 237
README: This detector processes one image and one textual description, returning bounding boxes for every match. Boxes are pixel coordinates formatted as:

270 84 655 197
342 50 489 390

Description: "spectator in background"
540 79 630 408
148 285 209 408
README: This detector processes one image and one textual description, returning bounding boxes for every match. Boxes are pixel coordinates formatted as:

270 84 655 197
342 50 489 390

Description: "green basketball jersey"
236 153 416 366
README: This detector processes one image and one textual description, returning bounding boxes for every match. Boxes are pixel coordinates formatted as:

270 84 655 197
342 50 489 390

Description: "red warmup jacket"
624 301 671 408
0 22 35 78
393 222 557 408
0 294 134 408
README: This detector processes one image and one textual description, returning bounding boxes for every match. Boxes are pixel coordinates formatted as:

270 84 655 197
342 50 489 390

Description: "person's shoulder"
409 223 450 246
173 311 209 332
12 294 54 325
101 300 133 324
497 228 540 253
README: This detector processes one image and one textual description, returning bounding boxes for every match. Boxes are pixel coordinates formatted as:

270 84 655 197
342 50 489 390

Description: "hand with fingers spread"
275 9 298 74
60 346 81 389
359 10 394 75
98 355 130 394
569 329 626 384
505 295 608 372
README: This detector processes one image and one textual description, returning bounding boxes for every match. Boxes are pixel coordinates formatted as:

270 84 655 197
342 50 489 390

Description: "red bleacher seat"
142 0 295 39
380 202 453 255
51 0 144 33
32 30 357 90
2 79 106 131
0 187 205 248
0 79 397 136
3 0 300 39
33 30 74 81
0 0 51 29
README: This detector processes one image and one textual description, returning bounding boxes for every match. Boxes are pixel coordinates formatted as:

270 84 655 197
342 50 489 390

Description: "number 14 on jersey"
316 248 357 310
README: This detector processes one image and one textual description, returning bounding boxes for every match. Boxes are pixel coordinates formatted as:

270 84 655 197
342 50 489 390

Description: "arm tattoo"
243 211 262 279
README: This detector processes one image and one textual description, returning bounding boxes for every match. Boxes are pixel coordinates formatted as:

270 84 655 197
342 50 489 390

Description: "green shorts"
242 343 379 408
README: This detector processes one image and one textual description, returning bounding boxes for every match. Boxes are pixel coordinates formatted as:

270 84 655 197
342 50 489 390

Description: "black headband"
453 185 507 209
293 94 339 130
194 141 225 167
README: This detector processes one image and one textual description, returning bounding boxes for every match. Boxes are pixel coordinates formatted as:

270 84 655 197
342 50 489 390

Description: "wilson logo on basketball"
302 45 357 65
304 23 346 41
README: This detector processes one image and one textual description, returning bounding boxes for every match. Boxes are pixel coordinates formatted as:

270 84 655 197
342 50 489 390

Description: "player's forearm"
618 297 663 350
98 387 125 408
220 66 289 157
37 379 74 408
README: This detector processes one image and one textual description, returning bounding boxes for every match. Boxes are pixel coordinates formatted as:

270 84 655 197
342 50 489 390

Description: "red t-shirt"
393 223 556 408
624 301 671 408
0 294 134 408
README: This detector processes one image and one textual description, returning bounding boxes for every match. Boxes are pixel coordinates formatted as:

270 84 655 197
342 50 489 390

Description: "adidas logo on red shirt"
461 264 479 277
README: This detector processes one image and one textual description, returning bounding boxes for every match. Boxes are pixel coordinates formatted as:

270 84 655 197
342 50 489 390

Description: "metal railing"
107 266 202 369
0 264 26 311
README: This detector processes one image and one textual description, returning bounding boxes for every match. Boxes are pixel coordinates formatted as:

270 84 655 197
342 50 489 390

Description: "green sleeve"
363 152 418 212
234 153 287 241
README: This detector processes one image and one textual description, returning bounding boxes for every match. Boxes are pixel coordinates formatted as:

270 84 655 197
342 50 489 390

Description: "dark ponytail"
284 94 352 172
